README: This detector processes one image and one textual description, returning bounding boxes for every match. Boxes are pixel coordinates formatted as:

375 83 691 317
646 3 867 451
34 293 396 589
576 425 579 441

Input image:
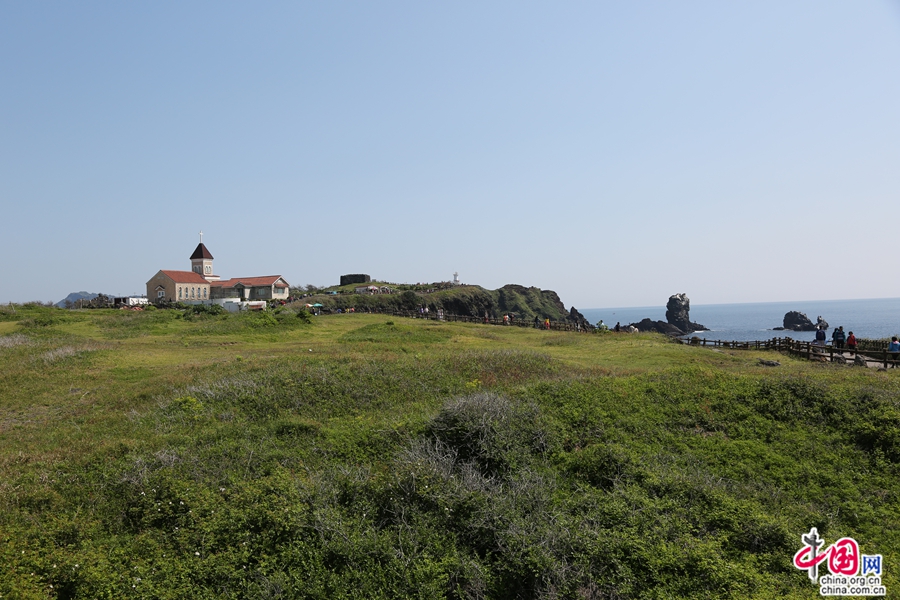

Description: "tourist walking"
832 326 846 350
847 331 857 355
814 326 827 347
889 336 900 368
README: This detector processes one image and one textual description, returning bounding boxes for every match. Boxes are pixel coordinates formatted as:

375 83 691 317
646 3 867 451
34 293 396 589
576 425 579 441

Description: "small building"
211 276 290 301
341 273 371 286
114 296 150 307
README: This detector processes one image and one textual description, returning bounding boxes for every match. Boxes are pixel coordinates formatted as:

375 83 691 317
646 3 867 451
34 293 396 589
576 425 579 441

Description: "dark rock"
665 293 708 333
629 318 685 336
782 311 827 332
566 306 591 328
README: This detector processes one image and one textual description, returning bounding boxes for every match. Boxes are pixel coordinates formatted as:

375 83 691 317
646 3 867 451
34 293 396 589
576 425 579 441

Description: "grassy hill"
302 283 574 321
1 303 898 598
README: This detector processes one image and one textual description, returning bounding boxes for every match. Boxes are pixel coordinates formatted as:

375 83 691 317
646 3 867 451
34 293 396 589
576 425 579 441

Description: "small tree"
400 290 418 310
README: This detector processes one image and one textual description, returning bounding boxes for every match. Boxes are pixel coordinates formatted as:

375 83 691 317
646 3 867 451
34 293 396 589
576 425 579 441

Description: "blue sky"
2 2 899 309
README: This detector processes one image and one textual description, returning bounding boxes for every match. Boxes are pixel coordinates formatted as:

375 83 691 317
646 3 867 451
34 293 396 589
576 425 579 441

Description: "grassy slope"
0 305 898 599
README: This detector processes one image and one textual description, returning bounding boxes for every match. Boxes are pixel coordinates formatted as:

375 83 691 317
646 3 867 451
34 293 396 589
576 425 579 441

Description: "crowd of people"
814 325 859 354
811 324 900 367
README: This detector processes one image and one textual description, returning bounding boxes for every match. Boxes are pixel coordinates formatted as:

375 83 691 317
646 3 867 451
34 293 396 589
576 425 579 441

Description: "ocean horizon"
580 297 900 342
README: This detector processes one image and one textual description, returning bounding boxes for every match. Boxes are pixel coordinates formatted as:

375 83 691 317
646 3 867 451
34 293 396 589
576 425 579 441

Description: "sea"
580 298 900 343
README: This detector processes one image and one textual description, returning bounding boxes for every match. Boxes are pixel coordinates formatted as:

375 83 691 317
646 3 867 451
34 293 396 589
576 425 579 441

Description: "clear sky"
2 2 899 310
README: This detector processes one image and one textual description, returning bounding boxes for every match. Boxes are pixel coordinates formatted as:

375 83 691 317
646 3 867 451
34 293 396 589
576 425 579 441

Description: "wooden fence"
390 310 592 332
680 336 900 367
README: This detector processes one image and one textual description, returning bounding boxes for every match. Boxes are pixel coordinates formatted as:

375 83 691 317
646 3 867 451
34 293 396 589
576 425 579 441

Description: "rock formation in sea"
629 318 686 336
778 311 828 332
627 293 708 336
566 306 591 328
665 293 708 333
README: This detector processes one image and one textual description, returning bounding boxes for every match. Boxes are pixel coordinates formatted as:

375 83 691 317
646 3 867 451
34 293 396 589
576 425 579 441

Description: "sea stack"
780 311 827 332
629 293 708 336
665 293 708 333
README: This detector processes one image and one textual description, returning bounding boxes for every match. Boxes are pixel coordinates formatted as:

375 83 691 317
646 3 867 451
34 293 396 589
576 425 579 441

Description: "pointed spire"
190 242 213 260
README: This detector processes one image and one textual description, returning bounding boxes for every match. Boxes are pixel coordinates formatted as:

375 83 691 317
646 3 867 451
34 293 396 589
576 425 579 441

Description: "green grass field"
1 304 897 599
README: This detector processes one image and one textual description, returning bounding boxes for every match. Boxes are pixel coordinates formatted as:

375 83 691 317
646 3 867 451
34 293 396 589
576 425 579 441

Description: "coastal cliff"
306 283 576 321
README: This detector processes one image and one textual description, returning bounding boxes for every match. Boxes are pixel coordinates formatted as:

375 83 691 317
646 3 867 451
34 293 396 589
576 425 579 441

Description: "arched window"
203 288 207 299
178 287 182 299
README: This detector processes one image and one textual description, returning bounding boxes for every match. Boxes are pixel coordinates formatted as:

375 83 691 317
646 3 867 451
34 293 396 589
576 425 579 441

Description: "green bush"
425 393 552 478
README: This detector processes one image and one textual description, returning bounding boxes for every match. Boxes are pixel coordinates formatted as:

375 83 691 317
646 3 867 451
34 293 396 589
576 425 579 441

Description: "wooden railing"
680 337 784 350
394 310 593 332
678 336 900 367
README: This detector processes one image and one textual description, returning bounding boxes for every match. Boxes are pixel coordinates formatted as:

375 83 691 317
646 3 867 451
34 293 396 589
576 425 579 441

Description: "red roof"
211 275 289 289
190 243 214 260
159 270 210 284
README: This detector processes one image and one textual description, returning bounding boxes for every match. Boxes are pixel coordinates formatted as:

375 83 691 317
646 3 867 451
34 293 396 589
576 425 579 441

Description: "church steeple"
190 231 219 281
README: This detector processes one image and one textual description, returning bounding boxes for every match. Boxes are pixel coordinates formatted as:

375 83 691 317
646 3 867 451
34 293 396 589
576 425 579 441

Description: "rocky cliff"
314 283 572 321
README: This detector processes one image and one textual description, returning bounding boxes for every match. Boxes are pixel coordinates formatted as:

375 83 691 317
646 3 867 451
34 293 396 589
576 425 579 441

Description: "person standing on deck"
889 336 900 367
815 326 827 347
832 326 846 350
847 331 858 355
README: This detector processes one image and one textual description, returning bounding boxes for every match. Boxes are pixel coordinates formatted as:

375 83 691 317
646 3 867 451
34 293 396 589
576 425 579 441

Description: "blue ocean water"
580 298 900 342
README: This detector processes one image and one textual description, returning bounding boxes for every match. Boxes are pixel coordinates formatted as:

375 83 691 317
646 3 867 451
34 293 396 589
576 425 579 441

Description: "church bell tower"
190 231 219 282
